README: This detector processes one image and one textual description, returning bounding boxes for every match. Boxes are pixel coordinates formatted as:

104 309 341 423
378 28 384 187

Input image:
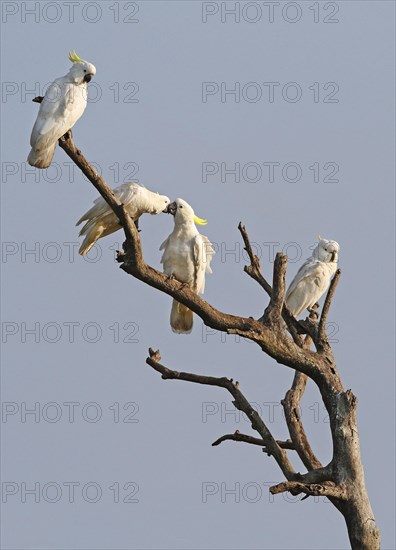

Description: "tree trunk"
328 391 380 549
341 497 380 550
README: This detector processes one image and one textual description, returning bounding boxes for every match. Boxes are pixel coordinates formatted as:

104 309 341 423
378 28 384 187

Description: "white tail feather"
79 225 104 255
27 144 56 169
170 299 193 334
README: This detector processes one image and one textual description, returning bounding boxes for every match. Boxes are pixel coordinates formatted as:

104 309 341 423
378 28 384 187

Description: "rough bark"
53 127 380 549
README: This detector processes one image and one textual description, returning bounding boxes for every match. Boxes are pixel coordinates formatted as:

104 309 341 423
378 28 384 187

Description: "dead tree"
48 125 379 549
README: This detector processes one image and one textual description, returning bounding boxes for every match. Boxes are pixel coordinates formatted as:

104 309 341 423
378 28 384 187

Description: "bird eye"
179 205 183 208
83 69 87 73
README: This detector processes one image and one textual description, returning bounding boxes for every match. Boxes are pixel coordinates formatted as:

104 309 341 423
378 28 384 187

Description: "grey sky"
1 1 395 549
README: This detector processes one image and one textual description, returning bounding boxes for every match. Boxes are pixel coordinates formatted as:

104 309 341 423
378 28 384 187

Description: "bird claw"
308 304 320 318
61 129 73 141
179 282 190 290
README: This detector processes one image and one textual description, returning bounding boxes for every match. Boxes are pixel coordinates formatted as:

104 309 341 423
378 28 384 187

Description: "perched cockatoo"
28 51 96 169
76 182 170 255
160 198 215 334
285 237 340 318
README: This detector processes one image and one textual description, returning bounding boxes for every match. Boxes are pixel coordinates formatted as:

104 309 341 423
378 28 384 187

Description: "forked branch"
146 348 297 479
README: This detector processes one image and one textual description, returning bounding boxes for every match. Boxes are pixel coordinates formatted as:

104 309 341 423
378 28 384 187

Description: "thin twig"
212 430 294 450
238 224 307 345
317 270 341 350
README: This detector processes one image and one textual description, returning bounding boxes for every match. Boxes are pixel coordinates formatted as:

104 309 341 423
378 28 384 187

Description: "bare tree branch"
282 307 323 471
269 480 347 500
146 348 297 480
238 222 272 295
317 269 341 351
263 253 288 325
282 371 323 471
238 223 306 345
211 430 294 451
147 350 336 485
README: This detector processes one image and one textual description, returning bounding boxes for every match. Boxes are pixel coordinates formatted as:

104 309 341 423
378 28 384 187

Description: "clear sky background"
1 1 395 549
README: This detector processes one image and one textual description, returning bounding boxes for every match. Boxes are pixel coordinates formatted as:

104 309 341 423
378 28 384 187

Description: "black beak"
83 74 92 83
331 251 337 262
166 202 177 216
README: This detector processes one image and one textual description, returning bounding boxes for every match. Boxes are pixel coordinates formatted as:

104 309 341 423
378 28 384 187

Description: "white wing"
30 79 86 151
159 234 170 253
193 234 214 294
201 234 215 274
285 259 315 300
76 183 141 226
286 261 330 316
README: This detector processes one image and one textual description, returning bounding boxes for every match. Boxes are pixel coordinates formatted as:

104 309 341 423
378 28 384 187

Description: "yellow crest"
68 50 83 63
318 234 322 241
194 215 208 226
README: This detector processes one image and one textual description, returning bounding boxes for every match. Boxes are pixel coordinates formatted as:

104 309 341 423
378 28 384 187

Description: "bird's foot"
180 282 193 294
61 129 73 141
308 304 320 319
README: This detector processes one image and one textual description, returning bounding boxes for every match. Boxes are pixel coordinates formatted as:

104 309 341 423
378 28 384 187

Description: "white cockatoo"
76 182 170 255
28 51 96 169
285 237 340 318
160 198 215 334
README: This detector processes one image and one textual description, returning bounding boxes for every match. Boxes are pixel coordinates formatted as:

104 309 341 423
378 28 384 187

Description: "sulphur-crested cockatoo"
160 198 215 334
76 182 170 255
28 51 96 169
285 237 340 318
